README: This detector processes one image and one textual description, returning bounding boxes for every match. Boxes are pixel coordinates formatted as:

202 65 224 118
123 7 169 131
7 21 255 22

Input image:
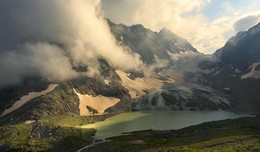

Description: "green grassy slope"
0 115 102 152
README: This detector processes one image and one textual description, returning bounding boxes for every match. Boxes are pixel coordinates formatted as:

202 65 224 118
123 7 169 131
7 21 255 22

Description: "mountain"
199 22 260 114
2 20 260 126
0 20 220 125
108 20 234 112
107 19 198 64
0 58 132 124
1 20 260 152
216 23 260 71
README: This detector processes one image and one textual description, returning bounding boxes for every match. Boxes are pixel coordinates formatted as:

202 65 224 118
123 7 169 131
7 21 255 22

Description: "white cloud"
101 0 260 54
234 15 260 32
1 0 260 88
102 0 209 31
0 0 143 88
101 0 212 53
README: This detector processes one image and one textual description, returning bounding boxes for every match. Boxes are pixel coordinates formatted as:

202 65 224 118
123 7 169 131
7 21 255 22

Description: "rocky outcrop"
132 83 234 111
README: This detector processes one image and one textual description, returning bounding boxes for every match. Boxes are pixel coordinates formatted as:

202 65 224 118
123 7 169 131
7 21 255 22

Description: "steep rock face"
216 23 260 71
108 19 197 64
133 83 234 111
107 21 236 112
200 23 260 114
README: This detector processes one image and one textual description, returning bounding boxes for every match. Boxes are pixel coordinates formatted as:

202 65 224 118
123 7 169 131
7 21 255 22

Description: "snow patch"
235 69 241 73
74 89 120 116
120 36 124 41
116 69 162 98
223 87 230 91
0 84 58 117
200 68 216 74
213 70 221 76
241 62 260 79
167 51 198 61
104 79 111 85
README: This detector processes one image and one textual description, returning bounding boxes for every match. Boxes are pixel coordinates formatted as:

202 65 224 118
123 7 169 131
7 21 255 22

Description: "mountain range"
0 20 260 125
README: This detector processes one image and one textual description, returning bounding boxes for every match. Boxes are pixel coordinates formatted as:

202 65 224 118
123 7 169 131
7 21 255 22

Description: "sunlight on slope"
74 89 120 116
115 69 162 98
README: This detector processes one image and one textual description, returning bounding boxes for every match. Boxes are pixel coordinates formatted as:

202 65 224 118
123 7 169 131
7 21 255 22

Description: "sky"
101 0 260 54
0 0 260 88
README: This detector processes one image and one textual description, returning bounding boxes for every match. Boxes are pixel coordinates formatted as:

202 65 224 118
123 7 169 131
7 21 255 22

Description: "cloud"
101 0 260 54
0 43 78 87
101 0 212 53
0 0 142 88
101 0 209 31
234 15 260 32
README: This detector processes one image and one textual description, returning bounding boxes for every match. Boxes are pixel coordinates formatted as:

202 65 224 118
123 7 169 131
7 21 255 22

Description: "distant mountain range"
1 20 260 125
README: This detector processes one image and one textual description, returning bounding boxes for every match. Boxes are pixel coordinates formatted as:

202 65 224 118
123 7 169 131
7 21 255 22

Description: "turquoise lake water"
80 111 252 140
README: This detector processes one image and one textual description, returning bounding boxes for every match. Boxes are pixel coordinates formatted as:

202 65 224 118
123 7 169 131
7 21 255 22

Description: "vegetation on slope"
0 115 104 152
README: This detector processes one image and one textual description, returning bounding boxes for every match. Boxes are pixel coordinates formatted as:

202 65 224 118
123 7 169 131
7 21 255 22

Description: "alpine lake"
79 110 252 140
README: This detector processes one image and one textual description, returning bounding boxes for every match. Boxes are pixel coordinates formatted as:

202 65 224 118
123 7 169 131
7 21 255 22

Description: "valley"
0 1 260 151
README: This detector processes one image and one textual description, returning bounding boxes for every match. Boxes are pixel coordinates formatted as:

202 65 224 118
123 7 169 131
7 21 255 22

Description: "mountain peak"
108 20 198 63
132 24 144 28
158 27 184 40
159 27 171 33
158 27 178 37
215 21 260 72
248 22 260 35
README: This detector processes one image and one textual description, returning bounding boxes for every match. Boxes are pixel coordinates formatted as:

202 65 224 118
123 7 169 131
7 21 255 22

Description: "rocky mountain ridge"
108 19 198 64
1 21 260 125
199 22 260 114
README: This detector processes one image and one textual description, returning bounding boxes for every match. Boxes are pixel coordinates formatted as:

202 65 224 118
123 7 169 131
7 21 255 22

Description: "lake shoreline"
79 110 253 140
83 115 260 152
